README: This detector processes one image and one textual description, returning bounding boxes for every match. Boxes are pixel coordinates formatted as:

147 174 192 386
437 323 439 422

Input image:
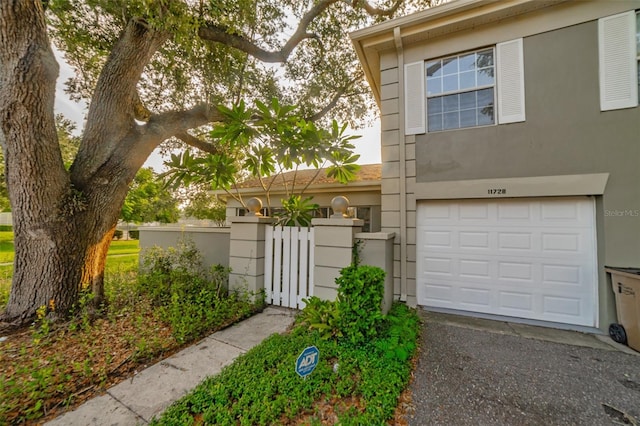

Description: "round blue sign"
295 346 319 378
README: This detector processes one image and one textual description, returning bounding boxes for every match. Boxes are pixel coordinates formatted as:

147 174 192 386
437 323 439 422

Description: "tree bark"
0 0 388 326
0 2 217 326
0 1 74 323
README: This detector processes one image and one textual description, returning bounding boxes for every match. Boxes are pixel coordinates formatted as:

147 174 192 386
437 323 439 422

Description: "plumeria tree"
162 98 361 225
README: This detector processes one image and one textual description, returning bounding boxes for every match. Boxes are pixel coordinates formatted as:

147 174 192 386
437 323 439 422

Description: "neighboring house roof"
238 163 381 188
213 164 382 197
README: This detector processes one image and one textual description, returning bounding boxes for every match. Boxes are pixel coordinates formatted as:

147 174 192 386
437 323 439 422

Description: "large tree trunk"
0 2 150 325
0 2 218 326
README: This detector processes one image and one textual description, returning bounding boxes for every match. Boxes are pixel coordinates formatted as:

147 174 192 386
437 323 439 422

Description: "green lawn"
0 238 140 309
0 233 139 264
0 231 14 263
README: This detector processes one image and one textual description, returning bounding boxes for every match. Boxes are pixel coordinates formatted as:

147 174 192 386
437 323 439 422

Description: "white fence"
264 226 315 309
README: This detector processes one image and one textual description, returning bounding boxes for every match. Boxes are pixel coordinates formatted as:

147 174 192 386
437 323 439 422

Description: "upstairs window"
426 49 495 132
404 38 524 135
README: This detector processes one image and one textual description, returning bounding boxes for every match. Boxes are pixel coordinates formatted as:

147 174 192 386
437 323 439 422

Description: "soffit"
351 0 566 105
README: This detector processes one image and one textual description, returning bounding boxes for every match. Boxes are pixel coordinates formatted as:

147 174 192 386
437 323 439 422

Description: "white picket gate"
264 226 315 309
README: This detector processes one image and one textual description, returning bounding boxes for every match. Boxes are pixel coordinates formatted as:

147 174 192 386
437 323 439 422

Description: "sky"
53 51 382 171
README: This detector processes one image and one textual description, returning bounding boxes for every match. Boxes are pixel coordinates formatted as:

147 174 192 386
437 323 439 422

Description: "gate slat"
298 227 309 309
273 226 283 306
264 225 274 304
281 226 291 307
309 228 315 297
289 227 300 309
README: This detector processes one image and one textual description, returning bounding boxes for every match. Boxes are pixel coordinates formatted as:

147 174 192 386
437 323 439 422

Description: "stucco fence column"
228 214 276 300
310 196 362 300
356 232 396 314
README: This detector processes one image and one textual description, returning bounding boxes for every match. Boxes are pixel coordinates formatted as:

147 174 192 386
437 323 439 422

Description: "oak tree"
0 0 428 325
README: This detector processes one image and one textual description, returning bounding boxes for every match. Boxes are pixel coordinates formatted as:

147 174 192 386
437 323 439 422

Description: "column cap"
229 216 277 224
312 218 364 227
355 232 396 240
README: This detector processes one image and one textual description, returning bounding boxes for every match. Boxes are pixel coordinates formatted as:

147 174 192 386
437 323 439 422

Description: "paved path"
407 311 640 425
46 307 297 426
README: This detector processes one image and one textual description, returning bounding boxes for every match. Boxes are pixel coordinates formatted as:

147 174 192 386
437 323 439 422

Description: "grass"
0 231 14 263
0 238 140 310
153 303 420 425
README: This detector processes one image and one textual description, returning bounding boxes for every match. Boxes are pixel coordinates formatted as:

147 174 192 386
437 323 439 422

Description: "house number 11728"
488 188 506 195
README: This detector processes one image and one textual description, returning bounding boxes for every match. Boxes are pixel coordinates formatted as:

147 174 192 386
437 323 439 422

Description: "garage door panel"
417 197 598 327
499 291 534 312
498 261 533 281
543 295 582 316
423 282 454 304
498 232 532 250
423 230 453 248
459 259 491 278
542 264 581 286
459 287 492 307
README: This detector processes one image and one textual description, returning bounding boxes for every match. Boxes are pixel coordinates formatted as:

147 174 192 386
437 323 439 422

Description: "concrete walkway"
46 307 297 426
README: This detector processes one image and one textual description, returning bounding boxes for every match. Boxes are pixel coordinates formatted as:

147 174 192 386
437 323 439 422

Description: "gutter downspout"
393 27 408 303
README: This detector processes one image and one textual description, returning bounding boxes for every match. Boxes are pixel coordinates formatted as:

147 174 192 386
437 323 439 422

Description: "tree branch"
198 0 339 63
145 104 225 145
307 73 362 122
175 131 220 155
349 0 404 16
73 17 170 186
115 104 225 174
133 91 152 122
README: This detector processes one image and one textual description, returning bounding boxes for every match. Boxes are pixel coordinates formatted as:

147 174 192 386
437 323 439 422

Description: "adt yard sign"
295 346 319 378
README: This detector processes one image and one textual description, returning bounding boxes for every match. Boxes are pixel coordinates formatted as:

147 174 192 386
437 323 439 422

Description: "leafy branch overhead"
0 0 433 324
161 98 361 204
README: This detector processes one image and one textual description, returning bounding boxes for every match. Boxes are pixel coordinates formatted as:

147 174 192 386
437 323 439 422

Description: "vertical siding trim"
497 38 526 124
404 61 426 134
598 11 638 111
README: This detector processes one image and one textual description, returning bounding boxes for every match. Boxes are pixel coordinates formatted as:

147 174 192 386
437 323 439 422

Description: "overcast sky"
53 51 382 171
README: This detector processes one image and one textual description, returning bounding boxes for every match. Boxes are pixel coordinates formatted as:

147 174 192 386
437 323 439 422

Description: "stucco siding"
414 21 640 267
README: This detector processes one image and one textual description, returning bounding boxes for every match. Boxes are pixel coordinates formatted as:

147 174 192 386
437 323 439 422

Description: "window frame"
425 47 497 133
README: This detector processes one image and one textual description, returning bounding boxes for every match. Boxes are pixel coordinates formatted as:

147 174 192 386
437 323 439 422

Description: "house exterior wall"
372 0 640 329
413 20 640 265
226 190 382 231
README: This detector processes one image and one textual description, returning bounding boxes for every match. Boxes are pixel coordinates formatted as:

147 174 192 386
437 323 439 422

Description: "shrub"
137 240 259 344
113 229 123 239
295 296 341 340
335 264 385 345
128 230 140 239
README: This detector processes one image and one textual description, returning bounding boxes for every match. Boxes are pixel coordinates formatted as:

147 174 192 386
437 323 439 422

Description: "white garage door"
416 197 598 327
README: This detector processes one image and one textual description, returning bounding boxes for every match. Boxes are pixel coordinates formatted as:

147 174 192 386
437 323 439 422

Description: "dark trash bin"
606 267 640 352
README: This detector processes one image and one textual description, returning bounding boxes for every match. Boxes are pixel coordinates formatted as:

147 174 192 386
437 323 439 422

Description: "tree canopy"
121 168 180 224
0 0 434 325
47 0 427 134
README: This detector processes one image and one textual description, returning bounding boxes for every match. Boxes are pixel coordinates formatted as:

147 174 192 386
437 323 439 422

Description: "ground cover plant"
0 240 263 424
153 265 421 425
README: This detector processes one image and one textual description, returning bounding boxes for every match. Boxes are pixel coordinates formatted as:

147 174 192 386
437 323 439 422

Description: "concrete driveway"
406 311 640 425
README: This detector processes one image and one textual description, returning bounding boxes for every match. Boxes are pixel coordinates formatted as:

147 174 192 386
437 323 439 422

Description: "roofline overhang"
350 0 566 106
211 180 382 198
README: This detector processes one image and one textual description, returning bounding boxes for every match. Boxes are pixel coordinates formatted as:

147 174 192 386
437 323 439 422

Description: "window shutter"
598 11 638 111
497 38 525 124
404 61 425 135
